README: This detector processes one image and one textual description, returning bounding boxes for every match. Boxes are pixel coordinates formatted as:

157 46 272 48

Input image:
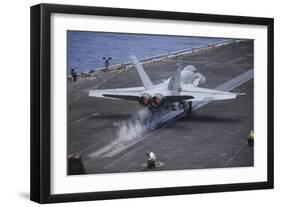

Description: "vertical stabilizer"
130 55 154 90
168 62 182 93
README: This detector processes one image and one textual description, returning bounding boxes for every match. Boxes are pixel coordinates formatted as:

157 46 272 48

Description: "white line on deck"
68 70 123 105
68 91 88 105
120 163 136 172
68 112 99 126
93 70 123 89
223 141 248 167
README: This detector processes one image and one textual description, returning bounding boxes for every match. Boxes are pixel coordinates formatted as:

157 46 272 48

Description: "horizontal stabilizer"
180 84 239 102
166 95 194 102
102 94 139 101
89 86 145 101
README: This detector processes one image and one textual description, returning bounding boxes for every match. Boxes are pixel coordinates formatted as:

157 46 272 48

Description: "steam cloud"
114 108 151 142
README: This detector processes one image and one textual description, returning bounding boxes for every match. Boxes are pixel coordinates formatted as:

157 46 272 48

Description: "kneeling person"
146 151 156 169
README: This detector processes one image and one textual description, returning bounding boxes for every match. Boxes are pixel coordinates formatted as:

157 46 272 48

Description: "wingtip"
88 90 94 97
89 90 100 97
237 92 246 96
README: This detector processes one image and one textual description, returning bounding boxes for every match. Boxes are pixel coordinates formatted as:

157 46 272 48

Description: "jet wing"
89 86 145 101
180 84 239 102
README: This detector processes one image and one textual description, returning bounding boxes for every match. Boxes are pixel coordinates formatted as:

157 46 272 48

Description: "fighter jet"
89 55 242 114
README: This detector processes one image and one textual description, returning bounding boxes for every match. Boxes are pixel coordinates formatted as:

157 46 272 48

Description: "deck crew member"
71 67 78 82
102 57 112 70
247 130 254 146
145 151 156 169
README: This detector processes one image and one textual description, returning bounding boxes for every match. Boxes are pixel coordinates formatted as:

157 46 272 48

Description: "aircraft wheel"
185 102 192 118
188 102 193 113
179 102 184 110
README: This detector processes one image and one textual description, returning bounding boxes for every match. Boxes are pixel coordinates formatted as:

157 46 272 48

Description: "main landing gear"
184 101 192 118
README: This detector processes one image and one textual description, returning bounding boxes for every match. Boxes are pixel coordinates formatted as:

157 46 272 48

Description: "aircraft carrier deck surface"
67 40 254 174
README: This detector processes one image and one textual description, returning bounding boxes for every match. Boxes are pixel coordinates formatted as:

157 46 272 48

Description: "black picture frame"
30 3 274 203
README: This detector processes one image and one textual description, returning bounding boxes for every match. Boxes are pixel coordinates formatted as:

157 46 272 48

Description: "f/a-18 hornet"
89 55 242 114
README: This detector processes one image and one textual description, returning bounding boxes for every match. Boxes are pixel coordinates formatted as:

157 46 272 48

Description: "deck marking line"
223 141 248 167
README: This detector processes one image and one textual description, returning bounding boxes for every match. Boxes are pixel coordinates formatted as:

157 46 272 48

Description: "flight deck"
67 40 254 174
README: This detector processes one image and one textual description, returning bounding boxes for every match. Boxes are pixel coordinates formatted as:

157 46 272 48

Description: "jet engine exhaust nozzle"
139 94 152 106
151 93 166 108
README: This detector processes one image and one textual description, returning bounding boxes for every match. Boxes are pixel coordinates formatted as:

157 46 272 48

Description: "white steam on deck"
115 108 151 142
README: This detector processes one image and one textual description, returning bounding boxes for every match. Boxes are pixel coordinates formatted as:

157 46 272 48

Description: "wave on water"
67 31 228 72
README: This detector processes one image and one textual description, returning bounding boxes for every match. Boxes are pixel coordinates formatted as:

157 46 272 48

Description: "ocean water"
67 31 228 73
